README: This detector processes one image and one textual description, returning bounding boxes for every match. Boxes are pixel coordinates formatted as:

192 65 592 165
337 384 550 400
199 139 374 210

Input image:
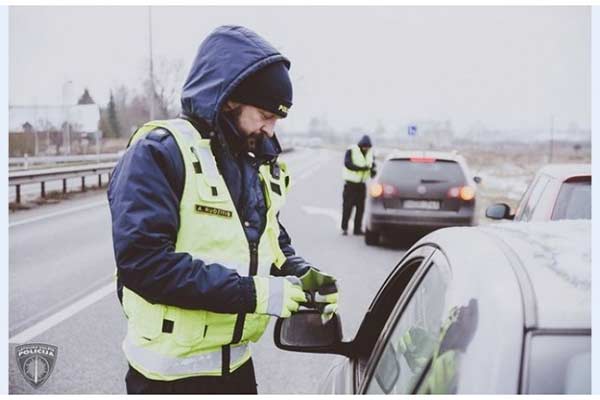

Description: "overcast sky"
9 6 591 136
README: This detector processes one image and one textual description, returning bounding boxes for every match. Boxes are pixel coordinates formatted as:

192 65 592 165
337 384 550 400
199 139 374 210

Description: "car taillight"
370 183 384 198
447 186 475 201
370 183 398 198
383 184 398 197
460 186 475 201
447 187 460 198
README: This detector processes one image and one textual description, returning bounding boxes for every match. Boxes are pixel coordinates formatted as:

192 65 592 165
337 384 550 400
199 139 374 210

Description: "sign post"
408 125 418 137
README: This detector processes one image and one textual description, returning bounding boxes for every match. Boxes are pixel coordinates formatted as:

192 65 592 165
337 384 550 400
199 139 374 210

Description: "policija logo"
16 343 58 389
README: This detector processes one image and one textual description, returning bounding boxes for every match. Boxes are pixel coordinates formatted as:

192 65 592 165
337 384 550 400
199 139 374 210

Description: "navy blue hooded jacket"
108 26 311 314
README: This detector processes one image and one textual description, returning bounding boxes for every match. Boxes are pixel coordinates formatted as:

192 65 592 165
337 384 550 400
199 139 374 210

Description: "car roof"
480 220 590 330
536 163 591 181
385 149 464 163
418 220 590 331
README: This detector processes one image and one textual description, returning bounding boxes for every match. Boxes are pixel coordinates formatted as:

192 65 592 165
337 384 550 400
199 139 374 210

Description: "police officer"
341 135 376 235
108 25 338 394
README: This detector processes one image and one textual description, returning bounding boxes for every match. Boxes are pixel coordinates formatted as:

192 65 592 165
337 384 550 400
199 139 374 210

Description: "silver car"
275 220 591 394
486 163 591 222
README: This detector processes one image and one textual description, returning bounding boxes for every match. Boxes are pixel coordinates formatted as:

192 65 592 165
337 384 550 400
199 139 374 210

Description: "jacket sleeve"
269 215 312 277
108 132 256 313
344 148 365 171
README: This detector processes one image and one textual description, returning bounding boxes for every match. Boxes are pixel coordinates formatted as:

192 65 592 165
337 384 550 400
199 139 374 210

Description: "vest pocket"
123 289 165 341
172 307 207 347
194 174 230 204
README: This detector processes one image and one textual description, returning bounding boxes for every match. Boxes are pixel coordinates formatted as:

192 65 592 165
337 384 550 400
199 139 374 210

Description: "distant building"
9 104 100 134
8 104 101 156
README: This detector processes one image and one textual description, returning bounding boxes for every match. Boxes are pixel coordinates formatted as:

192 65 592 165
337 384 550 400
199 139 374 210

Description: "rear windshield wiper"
420 179 447 184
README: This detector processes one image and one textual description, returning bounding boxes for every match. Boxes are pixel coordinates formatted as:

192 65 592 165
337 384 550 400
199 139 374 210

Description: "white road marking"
293 150 332 182
9 282 115 344
9 200 108 228
302 205 354 232
294 162 324 182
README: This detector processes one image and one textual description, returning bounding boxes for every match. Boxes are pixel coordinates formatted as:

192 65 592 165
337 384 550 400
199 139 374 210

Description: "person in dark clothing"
341 135 376 235
108 26 339 394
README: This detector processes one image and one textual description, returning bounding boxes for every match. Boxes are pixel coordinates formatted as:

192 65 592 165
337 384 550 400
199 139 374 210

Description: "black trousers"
125 358 258 394
341 181 366 233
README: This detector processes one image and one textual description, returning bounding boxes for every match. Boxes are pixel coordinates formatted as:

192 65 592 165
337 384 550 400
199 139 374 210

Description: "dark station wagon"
364 150 480 246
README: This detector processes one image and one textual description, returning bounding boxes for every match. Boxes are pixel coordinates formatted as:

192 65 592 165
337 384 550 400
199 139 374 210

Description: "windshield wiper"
420 179 447 184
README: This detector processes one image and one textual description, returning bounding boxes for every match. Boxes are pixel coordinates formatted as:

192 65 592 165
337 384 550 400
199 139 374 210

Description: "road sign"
408 125 418 136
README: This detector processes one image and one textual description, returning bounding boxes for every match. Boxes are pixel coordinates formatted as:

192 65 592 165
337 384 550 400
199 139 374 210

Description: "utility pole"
62 80 73 155
148 6 155 120
549 115 555 163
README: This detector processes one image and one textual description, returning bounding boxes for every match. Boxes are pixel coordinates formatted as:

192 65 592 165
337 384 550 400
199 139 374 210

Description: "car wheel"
365 229 380 246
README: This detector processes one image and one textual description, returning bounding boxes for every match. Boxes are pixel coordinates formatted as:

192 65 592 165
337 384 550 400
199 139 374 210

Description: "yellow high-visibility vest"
342 144 373 183
121 118 289 380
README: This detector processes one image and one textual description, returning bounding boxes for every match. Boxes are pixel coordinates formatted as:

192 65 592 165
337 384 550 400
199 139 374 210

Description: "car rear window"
551 178 591 220
380 159 466 186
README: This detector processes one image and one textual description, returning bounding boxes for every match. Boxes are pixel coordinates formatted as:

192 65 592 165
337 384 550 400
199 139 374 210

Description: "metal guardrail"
9 153 122 169
9 162 117 204
10 149 290 169
8 148 295 204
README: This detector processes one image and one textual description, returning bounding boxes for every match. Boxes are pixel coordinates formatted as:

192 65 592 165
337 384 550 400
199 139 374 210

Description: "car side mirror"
274 309 346 355
473 176 482 184
486 203 514 220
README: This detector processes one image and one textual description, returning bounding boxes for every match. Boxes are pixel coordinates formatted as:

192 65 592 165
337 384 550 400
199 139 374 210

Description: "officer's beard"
223 107 267 154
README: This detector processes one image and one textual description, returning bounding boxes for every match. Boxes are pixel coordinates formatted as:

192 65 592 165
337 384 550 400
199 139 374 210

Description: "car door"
359 250 454 394
515 174 551 221
347 244 437 393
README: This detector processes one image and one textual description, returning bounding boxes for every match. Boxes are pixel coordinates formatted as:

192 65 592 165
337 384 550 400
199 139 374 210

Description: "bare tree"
36 118 55 155
144 56 186 118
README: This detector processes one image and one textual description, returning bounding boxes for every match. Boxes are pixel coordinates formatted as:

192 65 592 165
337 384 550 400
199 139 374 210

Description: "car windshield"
380 159 466 186
551 179 591 220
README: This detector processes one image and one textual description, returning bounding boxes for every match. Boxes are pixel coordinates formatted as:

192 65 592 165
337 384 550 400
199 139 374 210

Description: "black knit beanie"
229 61 293 118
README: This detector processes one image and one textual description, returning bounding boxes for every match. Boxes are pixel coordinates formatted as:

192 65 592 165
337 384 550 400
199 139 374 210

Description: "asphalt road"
8 148 409 394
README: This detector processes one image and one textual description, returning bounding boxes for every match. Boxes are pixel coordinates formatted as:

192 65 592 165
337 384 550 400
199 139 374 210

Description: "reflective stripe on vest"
123 336 250 380
121 119 290 380
342 145 373 183
265 276 286 316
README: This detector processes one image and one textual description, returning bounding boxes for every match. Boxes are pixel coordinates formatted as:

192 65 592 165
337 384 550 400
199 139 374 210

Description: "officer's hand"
370 168 377 178
299 268 339 323
253 276 306 318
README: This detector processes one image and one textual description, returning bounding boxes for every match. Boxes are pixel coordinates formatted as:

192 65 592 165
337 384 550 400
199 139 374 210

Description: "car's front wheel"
365 229 380 246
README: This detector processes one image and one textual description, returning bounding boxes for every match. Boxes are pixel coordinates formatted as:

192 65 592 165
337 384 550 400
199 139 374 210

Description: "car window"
525 334 591 394
354 246 436 389
551 179 591 220
365 251 451 394
517 174 551 221
380 159 467 187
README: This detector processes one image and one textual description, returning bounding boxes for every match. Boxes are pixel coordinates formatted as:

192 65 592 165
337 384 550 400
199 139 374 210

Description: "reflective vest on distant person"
343 144 373 183
120 118 290 381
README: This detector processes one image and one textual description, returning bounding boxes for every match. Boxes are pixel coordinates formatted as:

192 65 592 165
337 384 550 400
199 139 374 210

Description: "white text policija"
18 348 55 357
